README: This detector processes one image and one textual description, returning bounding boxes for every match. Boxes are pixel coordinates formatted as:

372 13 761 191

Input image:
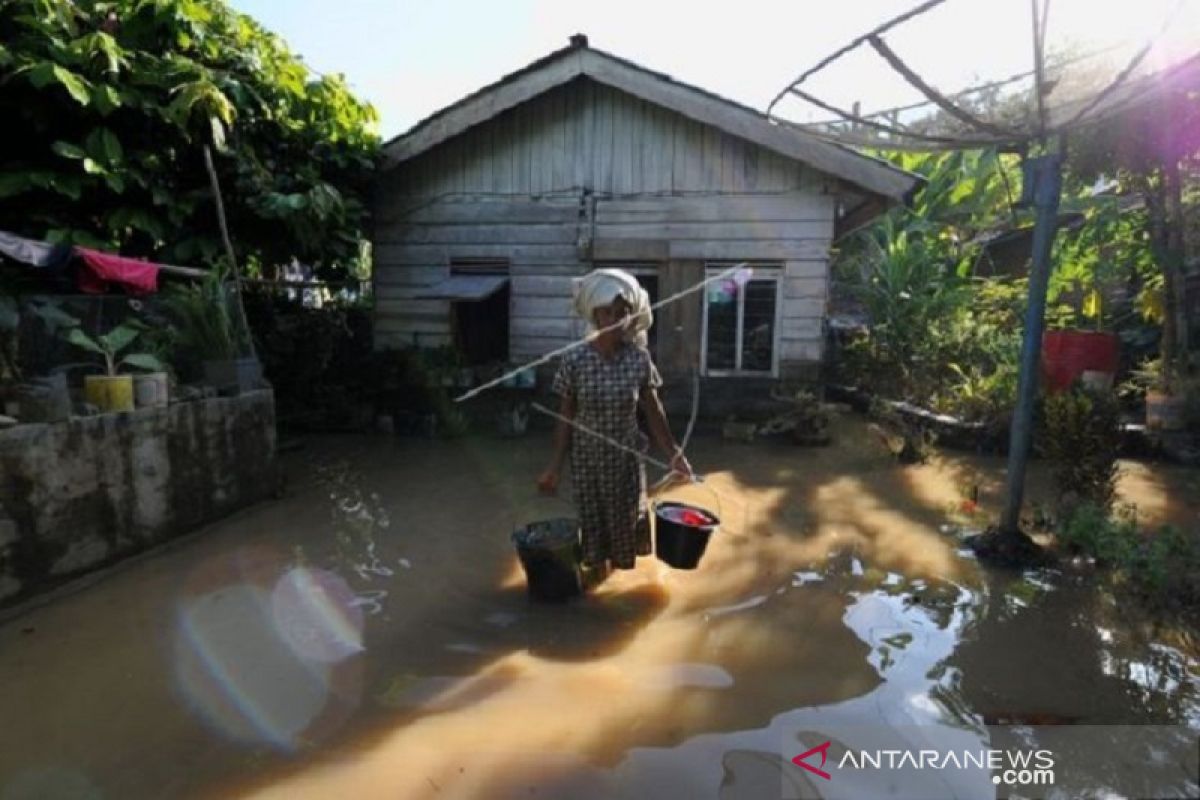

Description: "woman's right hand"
537 468 559 495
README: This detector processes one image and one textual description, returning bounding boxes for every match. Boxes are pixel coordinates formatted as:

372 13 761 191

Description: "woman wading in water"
537 269 694 584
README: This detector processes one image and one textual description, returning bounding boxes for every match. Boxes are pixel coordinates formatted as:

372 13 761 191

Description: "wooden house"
372 35 920 410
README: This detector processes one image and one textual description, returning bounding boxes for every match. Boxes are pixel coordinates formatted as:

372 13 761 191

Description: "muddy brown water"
1 416 1197 799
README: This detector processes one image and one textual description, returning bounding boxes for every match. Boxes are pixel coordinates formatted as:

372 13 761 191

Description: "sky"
230 0 1198 141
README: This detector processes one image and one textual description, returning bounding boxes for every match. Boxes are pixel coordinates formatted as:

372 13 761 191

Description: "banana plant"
65 320 165 377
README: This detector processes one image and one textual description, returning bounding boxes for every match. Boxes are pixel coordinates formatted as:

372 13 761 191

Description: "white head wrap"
572 268 653 346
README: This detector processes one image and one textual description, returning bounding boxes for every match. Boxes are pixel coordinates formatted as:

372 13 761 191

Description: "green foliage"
842 273 1023 426
835 144 1163 429
1059 503 1139 566
158 268 240 369
1048 197 1156 331
1060 503 1200 602
0 0 378 278
835 148 1025 421
244 293 370 428
1037 387 1122 515
63 319 164 376
1066 89 1199 390
843 215 968 368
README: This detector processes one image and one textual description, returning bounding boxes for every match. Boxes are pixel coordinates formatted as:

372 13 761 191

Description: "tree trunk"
1165 159 1189 363
1143 173 1181 391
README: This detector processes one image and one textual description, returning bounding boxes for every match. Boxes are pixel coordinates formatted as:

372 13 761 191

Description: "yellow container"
84 375 135 413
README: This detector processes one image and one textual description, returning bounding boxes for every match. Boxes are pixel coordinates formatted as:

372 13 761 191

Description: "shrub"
1059 503 1200 605
1038 387 1122 515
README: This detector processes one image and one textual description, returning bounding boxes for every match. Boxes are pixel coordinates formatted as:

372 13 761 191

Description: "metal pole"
999 149 1063 535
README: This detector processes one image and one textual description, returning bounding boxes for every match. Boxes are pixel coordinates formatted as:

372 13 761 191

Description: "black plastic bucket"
512 518 582 602
654 502 719 569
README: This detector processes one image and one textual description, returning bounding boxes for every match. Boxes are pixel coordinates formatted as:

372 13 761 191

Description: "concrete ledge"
0 390 277 606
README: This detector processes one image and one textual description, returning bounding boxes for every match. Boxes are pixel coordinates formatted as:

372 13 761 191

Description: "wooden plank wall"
374 79 834 367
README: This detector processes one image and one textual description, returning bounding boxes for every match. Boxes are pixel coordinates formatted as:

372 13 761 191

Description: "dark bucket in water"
654 502 719 570
512 518 582 602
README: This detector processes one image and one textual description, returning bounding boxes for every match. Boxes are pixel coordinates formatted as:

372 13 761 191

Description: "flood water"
1 416 1197 799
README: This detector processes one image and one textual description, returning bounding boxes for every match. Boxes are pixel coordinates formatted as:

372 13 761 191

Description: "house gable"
380 78 831 210
381 43 919 203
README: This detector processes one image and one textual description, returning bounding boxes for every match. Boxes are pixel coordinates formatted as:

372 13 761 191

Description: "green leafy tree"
836 137 1167 420
0 0 379 279
1066 81 1200 391
835 148 1026 413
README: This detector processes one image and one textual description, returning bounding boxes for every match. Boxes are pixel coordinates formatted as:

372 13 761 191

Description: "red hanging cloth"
76 247 161 295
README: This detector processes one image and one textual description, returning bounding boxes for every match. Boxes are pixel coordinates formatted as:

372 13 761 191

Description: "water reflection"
2 428 1198 800
311 459 397 613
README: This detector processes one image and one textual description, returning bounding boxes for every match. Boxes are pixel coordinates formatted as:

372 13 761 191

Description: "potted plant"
130 315 179 408
64 321 166 413
160 269 261 394
1131 357 1187 431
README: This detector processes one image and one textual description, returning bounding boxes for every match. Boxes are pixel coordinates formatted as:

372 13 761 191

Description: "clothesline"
0 228 210 294
0 229 372 292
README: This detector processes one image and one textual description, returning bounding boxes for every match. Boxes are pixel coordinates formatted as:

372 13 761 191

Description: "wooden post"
203 145 258 360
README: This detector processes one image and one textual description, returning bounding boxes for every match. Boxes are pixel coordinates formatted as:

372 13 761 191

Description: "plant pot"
84 375 135 413
1042 330 1119 394
203 358 263 395
133 372 169 408
1146 390 1186 431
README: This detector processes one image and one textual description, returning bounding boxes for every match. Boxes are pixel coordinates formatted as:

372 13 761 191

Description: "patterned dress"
552 342 662 568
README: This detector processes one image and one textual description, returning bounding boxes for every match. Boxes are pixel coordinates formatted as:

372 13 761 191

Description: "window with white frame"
701 263 781 376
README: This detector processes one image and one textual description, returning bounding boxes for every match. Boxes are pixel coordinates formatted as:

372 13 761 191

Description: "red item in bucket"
661 506 710 527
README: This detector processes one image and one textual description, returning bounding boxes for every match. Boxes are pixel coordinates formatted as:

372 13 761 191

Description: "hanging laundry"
0 230 72 269
76 247 161 295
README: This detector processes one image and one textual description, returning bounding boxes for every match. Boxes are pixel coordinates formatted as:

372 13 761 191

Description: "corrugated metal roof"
413 275 509 301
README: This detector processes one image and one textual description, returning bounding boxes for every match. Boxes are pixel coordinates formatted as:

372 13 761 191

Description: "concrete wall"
0 390 277 606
